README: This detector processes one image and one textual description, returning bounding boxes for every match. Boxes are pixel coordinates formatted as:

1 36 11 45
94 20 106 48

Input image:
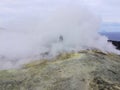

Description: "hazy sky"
0 0 120 23
82 0 120 22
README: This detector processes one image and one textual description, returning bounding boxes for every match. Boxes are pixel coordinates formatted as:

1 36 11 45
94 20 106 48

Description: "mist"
0 0 119 69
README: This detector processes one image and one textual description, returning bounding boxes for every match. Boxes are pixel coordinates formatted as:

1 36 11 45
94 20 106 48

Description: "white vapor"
0 0 119 69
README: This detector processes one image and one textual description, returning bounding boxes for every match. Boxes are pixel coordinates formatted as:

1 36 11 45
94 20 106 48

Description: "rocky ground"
0 50 120 90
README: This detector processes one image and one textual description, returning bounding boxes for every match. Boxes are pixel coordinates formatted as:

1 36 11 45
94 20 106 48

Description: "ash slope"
0 50 120 90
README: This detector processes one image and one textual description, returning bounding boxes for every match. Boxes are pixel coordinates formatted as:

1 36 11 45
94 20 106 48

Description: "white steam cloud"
0 0 119 69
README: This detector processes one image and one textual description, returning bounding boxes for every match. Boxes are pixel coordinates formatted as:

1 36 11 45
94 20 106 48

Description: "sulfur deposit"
0 50 120 90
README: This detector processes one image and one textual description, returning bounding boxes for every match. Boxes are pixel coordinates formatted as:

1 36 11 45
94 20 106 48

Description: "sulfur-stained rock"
0 50 120 90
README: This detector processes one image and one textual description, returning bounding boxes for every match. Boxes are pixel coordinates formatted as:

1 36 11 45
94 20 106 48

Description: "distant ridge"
99 23 120 50
108 40 120 50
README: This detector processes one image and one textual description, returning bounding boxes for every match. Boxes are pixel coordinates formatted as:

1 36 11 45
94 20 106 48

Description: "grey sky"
82 0 120 22
0 0 120 23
